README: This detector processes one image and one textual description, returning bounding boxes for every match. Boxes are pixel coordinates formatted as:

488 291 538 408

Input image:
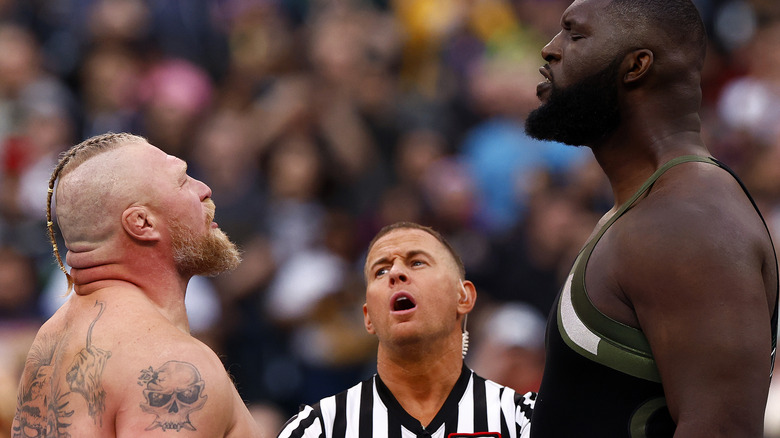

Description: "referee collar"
375 363 472 435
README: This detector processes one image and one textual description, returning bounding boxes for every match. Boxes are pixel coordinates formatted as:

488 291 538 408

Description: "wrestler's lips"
536 66 553 101
390 291 417 314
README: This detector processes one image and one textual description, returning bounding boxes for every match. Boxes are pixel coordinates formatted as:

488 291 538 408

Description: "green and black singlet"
529 156 779 438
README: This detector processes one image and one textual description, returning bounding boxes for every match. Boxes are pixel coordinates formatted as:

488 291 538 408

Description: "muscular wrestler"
12 133 262 437
524 0 778 436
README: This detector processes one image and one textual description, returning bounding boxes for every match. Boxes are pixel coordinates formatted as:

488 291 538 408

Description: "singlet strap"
560 155 720 382
591 155 718 247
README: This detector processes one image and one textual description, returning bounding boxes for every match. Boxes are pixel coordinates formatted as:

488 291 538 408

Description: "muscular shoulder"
606 160 773 309
97 299 247 436
16 294 255 437
614 163 762 262
602 161 776 436
113 346 236 435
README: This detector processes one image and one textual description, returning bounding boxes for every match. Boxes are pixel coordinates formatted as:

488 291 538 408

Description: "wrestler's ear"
122 206 161 241
363 303 375 335
623 48 653 84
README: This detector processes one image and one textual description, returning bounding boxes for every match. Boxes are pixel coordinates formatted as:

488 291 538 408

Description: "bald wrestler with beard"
12 133 262 437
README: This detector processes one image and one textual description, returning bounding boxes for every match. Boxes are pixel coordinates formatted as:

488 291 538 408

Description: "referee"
278 222 535 438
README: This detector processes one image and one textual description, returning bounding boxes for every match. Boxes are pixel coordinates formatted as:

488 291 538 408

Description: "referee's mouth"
390 291 417 313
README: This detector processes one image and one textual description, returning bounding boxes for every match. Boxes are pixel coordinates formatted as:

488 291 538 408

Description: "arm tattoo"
138 361 208 432
13 336 74 438
66 301 112 426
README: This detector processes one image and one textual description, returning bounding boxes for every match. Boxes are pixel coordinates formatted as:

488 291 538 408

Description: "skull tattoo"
138 361 207 432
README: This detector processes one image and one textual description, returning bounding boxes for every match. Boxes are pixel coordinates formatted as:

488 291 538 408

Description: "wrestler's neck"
376 337 463 426
67 245 190 331
589 110 708 205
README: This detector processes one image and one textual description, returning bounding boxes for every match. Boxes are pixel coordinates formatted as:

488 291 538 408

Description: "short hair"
607 0 707 66
46 132 147 290
364 222 466 279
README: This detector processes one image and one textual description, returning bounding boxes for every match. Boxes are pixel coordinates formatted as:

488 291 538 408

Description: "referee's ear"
363 303 375 334
457 280 477 315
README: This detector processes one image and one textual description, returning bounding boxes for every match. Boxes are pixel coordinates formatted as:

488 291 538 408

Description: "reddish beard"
168 204 241 277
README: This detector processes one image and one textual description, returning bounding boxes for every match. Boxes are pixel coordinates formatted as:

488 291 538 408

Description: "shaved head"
604 0 707 75
607 0 706 58
55 140 152 247
45 133 148 285
48 132 242 291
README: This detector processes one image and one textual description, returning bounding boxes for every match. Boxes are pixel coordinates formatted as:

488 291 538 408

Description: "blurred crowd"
1 0 780 436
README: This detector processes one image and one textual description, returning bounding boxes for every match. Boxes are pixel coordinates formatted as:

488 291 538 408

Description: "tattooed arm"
113 338 261 438
15 296 260 438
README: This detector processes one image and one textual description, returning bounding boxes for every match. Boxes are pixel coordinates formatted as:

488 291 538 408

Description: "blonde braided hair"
46 132 147 293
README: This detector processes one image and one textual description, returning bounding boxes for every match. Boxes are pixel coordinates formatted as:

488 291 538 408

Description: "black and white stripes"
278 366 534 438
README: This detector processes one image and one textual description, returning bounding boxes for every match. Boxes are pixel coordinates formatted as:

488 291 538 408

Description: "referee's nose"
387 262 409 286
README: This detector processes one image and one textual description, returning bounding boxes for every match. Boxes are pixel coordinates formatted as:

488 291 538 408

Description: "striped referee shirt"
278 365 535 438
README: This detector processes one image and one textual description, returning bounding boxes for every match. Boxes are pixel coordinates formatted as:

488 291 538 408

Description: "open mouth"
391 292 417 312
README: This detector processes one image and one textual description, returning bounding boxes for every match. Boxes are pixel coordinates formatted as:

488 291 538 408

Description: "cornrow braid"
46 132 147 293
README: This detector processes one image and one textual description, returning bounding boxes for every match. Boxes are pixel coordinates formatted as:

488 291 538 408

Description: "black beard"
525 58 622 146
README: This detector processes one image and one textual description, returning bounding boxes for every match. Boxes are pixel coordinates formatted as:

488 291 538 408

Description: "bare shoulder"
604 160 777 435
591 158 777 331
614 161 773 281
14 294 259 438
97 299 260 437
